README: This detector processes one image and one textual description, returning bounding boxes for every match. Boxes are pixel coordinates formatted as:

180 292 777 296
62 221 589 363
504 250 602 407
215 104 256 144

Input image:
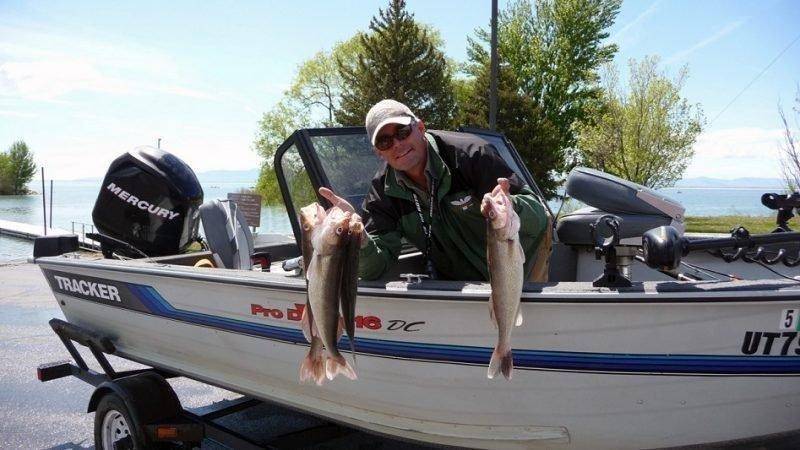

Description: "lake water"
0 181 783 262
0 181 292 262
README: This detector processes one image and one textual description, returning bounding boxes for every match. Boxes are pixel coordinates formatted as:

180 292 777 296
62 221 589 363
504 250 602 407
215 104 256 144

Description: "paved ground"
0 262 430 450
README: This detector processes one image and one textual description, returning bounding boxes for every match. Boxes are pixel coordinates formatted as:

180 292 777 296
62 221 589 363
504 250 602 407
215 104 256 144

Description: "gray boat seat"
556 207 672 246
565 167 685 220
557 168 685 246
199 200 254 270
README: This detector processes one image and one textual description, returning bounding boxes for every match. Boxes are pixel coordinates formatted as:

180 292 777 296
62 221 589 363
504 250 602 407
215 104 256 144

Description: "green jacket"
358 130 547 281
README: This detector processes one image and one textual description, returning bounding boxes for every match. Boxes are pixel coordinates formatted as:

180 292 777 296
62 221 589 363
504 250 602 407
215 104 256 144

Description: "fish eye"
336 226 343 234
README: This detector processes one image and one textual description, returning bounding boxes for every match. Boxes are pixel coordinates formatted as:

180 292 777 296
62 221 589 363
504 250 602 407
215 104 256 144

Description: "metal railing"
71 221 100 251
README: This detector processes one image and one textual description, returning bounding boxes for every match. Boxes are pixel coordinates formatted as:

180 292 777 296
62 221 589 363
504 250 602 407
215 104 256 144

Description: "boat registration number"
738 309 800 355
779 309 800 331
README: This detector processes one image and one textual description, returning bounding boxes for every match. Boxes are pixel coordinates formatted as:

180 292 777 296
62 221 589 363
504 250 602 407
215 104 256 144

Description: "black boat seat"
556 207 673 246
200 199 254 270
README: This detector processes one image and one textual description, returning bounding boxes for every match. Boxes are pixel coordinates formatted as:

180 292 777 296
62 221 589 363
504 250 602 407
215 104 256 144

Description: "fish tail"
299 340 326 385
325 354 358 381
487 345 513 381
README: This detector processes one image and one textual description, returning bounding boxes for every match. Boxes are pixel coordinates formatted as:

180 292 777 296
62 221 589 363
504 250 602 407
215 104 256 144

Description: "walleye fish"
307 206 357 381
339 214 363 359
298 203 327 385
482 178 524 380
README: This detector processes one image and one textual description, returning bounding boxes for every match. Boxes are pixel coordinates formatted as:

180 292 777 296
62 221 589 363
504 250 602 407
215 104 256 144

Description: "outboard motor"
91 146 203 258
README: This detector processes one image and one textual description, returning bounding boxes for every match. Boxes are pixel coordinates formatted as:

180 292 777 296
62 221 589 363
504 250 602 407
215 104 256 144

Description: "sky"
0 0 798 181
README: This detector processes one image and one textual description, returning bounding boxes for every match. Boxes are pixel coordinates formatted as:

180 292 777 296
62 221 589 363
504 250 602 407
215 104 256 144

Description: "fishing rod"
642 225 800 271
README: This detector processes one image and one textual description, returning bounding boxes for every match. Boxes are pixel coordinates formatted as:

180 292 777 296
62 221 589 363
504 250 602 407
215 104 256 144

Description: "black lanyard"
410 178 437 279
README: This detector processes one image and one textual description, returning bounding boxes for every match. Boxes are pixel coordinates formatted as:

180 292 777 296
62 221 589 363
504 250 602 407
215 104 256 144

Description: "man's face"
374 120 427 174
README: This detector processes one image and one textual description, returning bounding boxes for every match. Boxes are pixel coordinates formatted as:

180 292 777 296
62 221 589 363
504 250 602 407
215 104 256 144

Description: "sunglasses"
374 123 414 151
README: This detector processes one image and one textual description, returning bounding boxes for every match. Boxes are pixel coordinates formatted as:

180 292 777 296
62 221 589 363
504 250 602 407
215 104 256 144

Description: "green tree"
253 100 310 205
459 55 562 197
577 57 705 189
336 0 455 129
463 0 621 197
779 86 800 192
288 37 363 127
254 38 364 206
0 153 11 194
1 141 37 195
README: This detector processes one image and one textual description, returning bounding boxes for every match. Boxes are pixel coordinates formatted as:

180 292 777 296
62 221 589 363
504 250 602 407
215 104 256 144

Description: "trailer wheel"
94 392 147 450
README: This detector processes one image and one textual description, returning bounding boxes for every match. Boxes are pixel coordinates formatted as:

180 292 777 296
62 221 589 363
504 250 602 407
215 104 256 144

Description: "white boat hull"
38 257 800 449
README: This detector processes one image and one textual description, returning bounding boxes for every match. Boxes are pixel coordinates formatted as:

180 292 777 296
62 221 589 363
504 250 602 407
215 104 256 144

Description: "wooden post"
41 167 46 236
489 0 499 131
49 179 53 229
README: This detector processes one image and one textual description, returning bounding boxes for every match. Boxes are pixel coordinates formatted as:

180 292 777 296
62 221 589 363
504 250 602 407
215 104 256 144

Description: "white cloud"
666 20 746 65
0 109 36 118
0 23 215 101
1 59 132 100
693 127 784 158
611 1 661 46
684 127 785 178
34 124 262 180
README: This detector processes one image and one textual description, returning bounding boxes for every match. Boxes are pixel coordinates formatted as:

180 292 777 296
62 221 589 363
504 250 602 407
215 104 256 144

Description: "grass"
684 215 780 234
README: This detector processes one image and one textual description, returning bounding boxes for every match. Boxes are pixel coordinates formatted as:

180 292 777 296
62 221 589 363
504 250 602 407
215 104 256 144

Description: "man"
320 99 549 281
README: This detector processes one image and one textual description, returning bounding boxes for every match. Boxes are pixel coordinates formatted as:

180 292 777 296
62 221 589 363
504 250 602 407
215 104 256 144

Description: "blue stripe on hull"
127 284 800 375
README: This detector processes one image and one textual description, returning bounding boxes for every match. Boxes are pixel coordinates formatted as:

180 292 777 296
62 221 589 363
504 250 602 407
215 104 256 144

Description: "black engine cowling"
91 146 203 258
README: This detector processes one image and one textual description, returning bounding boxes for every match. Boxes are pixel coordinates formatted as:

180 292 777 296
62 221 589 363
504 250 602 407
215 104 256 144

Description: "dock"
0 219 99 250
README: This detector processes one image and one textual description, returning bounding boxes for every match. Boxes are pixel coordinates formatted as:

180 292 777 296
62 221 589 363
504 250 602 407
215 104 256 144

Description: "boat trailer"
37 318 356 450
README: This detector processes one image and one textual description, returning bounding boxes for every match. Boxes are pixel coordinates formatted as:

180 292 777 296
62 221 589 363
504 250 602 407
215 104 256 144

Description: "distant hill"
195 168 259 184
673 177 785 189
65 168 260 184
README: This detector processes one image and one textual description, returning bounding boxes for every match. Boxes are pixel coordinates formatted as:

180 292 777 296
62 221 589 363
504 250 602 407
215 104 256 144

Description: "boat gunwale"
34 255 800 304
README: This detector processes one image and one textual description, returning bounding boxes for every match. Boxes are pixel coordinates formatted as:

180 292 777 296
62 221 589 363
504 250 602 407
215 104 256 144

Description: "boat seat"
565 167 684 220
556 207 673 246
199 200 254 270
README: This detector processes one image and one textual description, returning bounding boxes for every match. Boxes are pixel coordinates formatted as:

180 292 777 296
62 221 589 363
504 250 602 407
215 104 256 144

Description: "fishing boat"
33 127 800 449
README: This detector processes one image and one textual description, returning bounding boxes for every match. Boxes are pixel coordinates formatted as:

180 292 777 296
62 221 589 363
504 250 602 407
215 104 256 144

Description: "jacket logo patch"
450 195 473 210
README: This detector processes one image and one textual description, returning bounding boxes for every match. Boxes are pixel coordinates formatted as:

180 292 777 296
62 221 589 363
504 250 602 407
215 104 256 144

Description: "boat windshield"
309 133 379 213
307 130 531 214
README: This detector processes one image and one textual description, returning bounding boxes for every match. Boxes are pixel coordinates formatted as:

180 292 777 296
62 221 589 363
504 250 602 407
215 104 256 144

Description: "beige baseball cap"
365 99 419 147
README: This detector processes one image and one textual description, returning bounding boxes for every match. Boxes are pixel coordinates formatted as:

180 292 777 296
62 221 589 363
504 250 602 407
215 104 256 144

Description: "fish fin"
300 304 313 343
487 346 513 381
299 358 313 384
325 355 358 381
488 296 498 329
299 340 325 385
349 335 357 366
337 316 345 341
515 310 524 327
312 340 326 385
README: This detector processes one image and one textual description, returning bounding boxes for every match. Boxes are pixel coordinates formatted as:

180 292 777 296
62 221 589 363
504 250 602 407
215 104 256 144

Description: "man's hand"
481 178 512 219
